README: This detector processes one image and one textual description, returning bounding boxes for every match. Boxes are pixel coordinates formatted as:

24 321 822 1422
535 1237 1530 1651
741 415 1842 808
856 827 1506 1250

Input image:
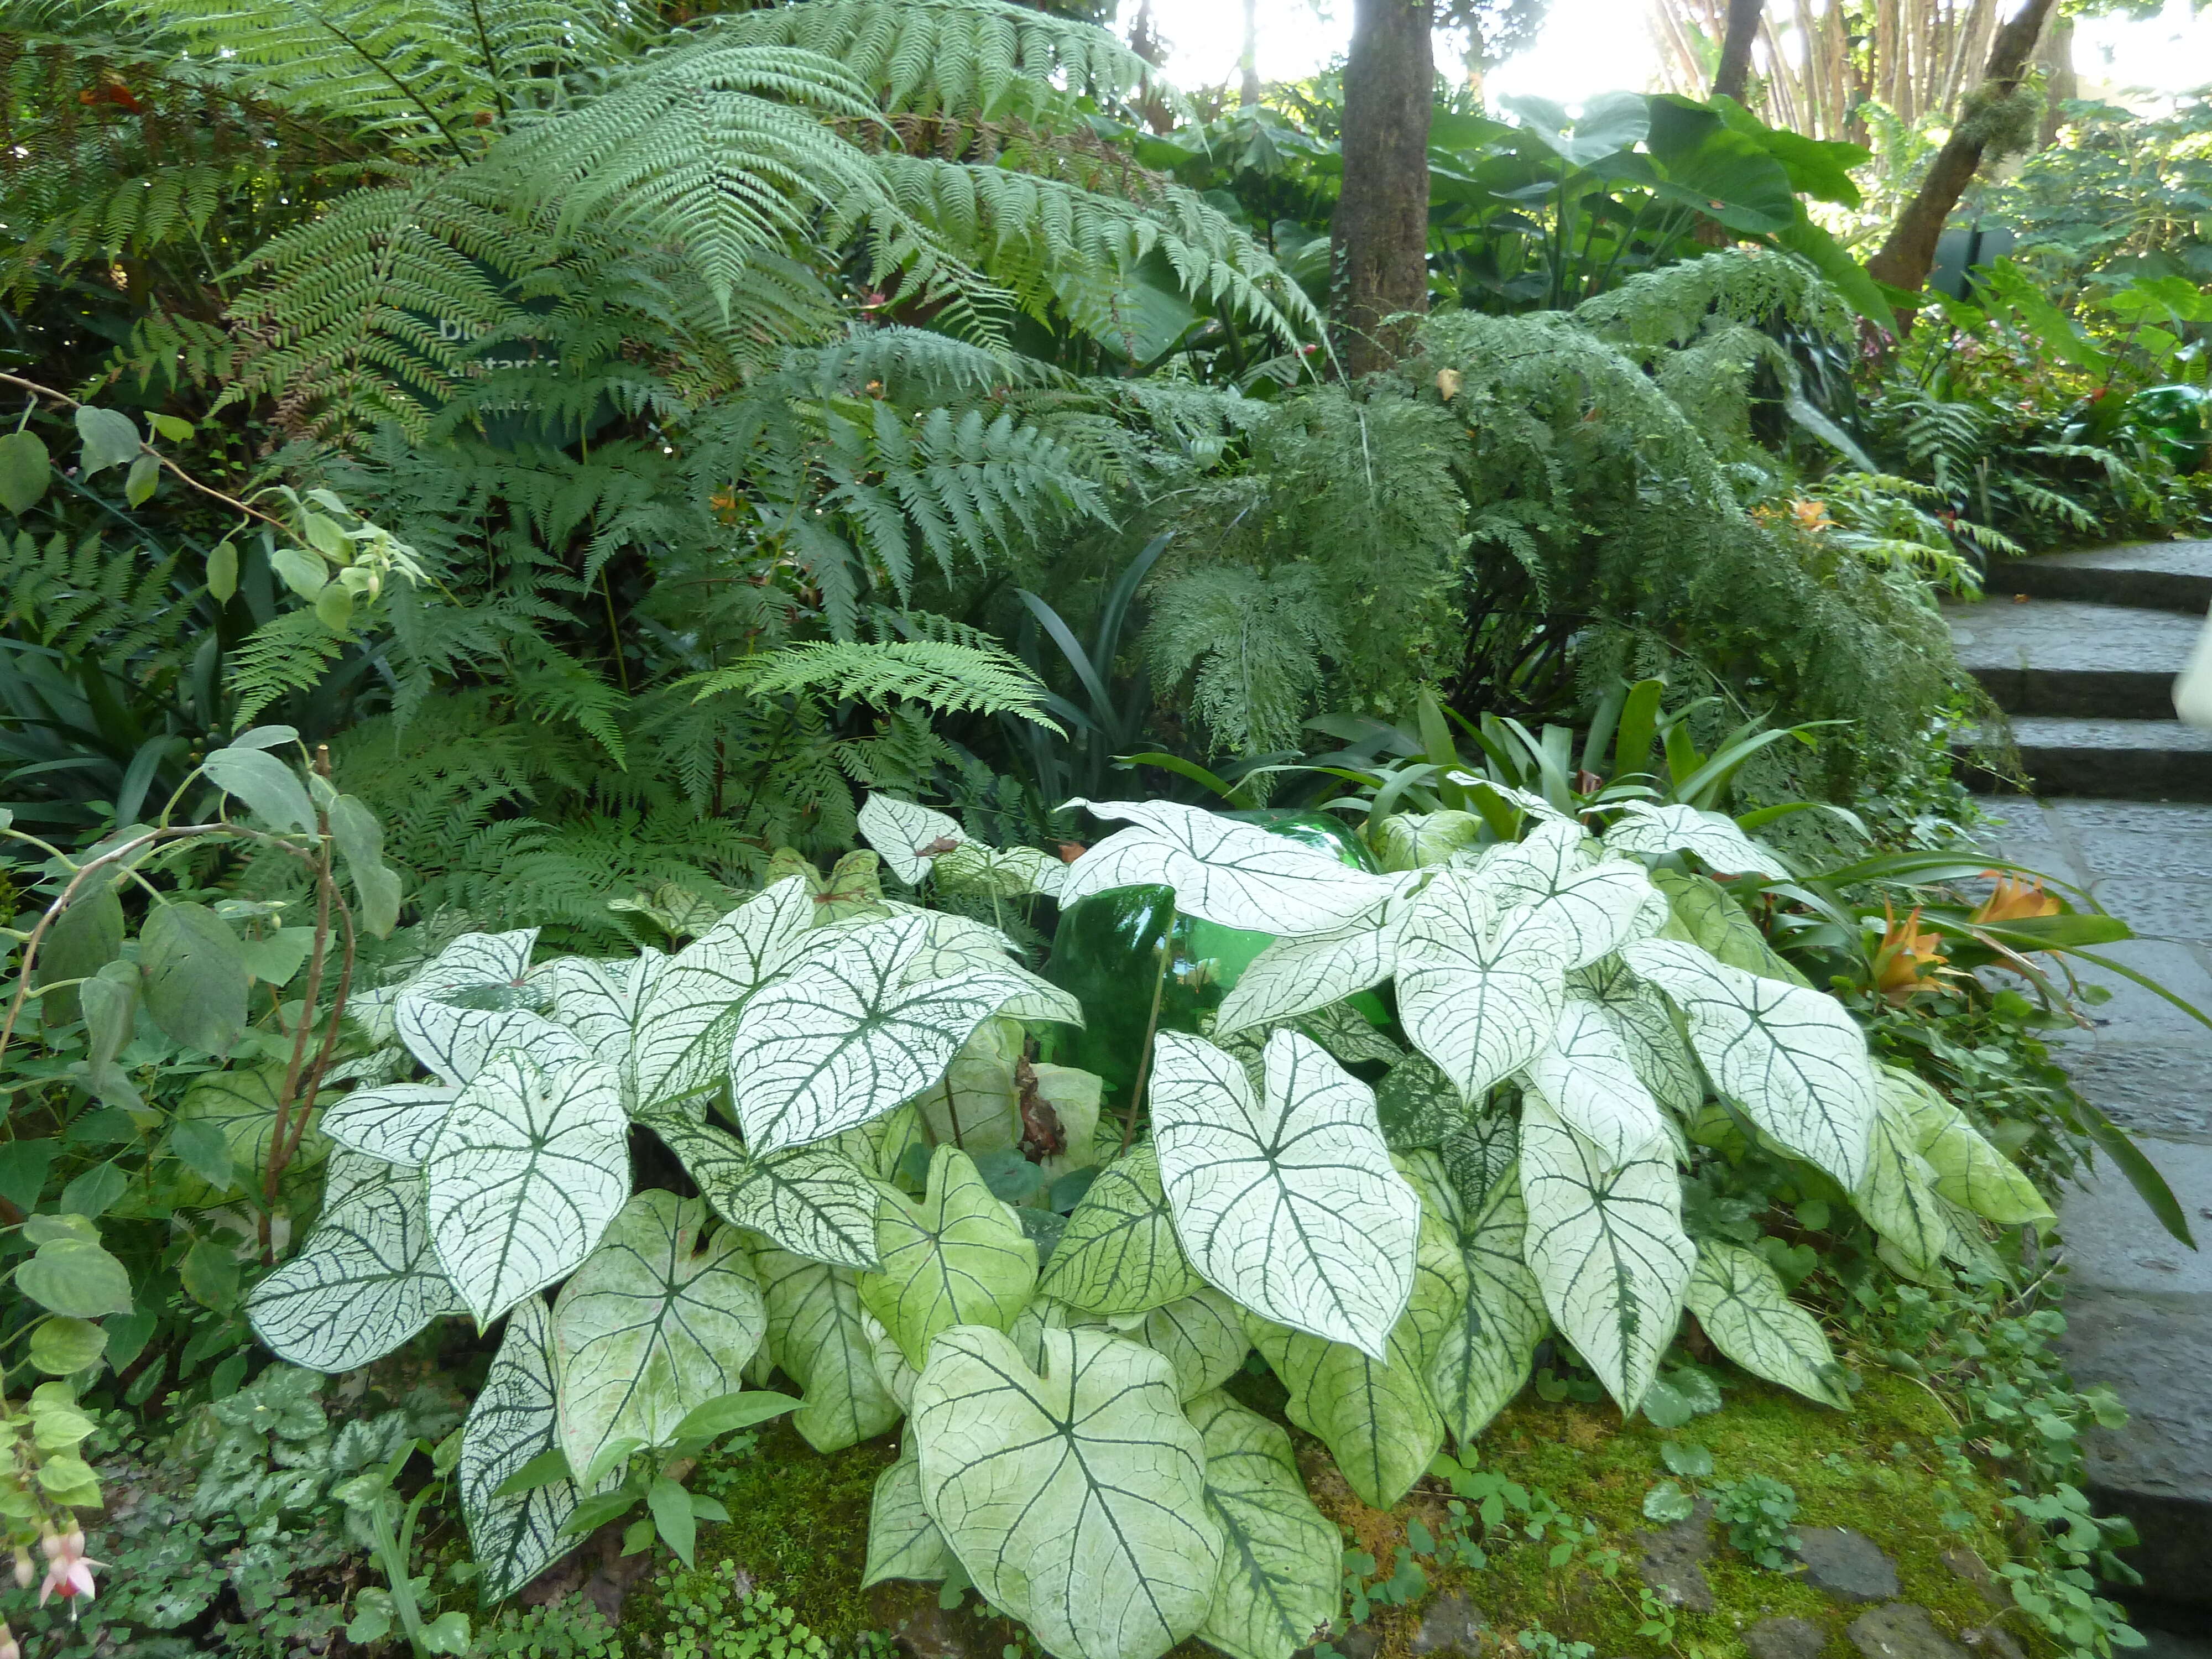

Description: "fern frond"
688 640 1059 728
1144 564 1342 758
227 609 346 726
1 528 180 661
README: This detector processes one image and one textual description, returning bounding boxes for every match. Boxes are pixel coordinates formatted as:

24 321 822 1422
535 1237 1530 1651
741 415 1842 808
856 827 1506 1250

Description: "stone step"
1955 717 2212 800
1986 540 2212 616
1944 598 2199 719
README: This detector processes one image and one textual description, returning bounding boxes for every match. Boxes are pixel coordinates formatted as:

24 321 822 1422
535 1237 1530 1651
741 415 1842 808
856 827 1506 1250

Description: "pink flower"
36 1528 103 1608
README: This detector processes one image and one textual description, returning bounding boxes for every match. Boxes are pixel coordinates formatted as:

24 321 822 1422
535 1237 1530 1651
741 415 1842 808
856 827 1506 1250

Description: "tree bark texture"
1711 0 1765 100
1865 0 2061 304
1334 0 1433 376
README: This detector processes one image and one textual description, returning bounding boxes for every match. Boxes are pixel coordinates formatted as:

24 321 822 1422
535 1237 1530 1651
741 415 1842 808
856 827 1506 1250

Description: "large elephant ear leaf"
1141 1287 1250 1401
1397 873 1575 1100
728 912 1039 1152
1247 1312 1445 1512
1188 1390 1342 1659
1429 1171 1548 1446
551 1191 767 1479
318 1082 457 1168
1149 1030 1420 1358
1567 955 1704 1116
1650 870 1809 984
1683 1240 1850 1409
1523 995 1669 1166
1854 1087 1957 1277
460 1297 595 1603
863 1451 955 1587
1623 938 1876 1190
860 1145 1039 1368
634 877 816 1114
753 1244 903 1452
1037 1146 1203 1316
1213 908 1404 1036
426 1053 630 1326
912 1326 1222 1659
857 795 967 885
643 1110 881 1269
248 1153 461 1371
1060 799 1396 932
1877 1068 2053 1226
1603 802 1791 879
1518 1091 1694 1413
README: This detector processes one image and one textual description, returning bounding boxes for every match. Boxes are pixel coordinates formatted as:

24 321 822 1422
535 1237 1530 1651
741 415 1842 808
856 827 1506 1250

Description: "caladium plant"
248 792 2051 1659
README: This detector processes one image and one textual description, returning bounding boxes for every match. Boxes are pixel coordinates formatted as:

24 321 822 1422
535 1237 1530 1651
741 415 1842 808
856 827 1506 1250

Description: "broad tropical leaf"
936 841 1066 900
753 1243 902 1452
1603 802 1791 879
1149 1030 1420 1357
1878 1068 2052 1226
397 1001 588 1091
1460 817 1590 901
1623 939 1875 1188
729 912 1038 1151
859 1145 1038 1366
460 1297 594 1604
1213 908 1403 1036
319 1082 457 1167
912 1326 1221 1659
1428 1171 1548 1444
1060 799 1396 932
1247 1311 1444 1511
1522 996 1668 1166
533 953 662 1082
404 928 540 1007
552 1192 768 1478
1188 1390 1341 1659
1396 873 1574 1099
1683 1241 1848 1408
1855 1088 1955 1276
1440 1109 1520 1214
894 914 1082 1025
1651 871 1809 985
1141 1287 1250 1401
633 878 817 1113
1036 1146 1202 1316
1567 956 1704 1115
864 1452 955 1587
1373 810 1485 872
857 794 966 884
426 1053 630 1326
1373 1052 1469 1152
247 1153 458 1371
1519 1092 1693 1412
644 1110 881 1269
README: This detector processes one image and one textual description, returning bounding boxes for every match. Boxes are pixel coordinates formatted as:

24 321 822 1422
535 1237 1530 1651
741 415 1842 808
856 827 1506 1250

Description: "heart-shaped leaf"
319 1083 458 1167
644 1110 881 1269
1523 995 1669 1166
1138 1287 1250 1401
1427 1171 1548 1446
460 1297 598 1603
1603 802 1790 879
1188 1390 1342 1659
1397 873 1575 1100
1036 1146 1202 1316
1213 906 1404 1036
1246 1305 1446 1511
859 1145 1037 1368
1683 1240 1849 1408
863 1451 955 1587
857 795 966 885
752 1243 902 1452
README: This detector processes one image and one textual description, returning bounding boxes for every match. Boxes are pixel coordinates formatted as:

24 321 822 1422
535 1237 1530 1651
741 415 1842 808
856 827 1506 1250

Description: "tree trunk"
1239 0 1262 106
1865 0 2061 309
1711 0 1765 101
1334 0 1433 376
2036 11 2075 147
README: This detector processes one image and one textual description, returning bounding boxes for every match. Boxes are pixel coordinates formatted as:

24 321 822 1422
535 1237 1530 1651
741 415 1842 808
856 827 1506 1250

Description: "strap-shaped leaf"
1141 1287 1250 1402
1523 996 1668 1166
1397 874 1575 1100
643 1110 880 1269
729 912 1038 1152
248 1152 460 1371
1213 907 1404 1036
1246 1307 1446 1511
864 1451 955 1587
1428 1172 1548 1445
1519 1092 1693 1413
1623 939 1876 1188
858 794 966 885
859 1145 1038 1368
634 877 817 1113
1854 1086 1955 1275
1879 1068 2052 1226
1567 956 1704 1115
552 1191 767 1478
1150 1030 1420 1358
398 1001 588 1091
319 1082 457 1167
1683 1240 1848 1408
913 1326 1221 1659
426 1053 630 1326
460 1297 592 1603
1603 802 1791 879
1188 1390 1342 1659
753 1243 902 1452
1037 1146 1202 1316
1060 799 1396 933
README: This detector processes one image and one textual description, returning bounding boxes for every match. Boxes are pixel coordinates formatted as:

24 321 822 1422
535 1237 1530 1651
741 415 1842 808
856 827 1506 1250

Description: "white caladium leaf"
1440 1109 1520 1214
1567 956 1704 1116
1463 817 1590 905
460 1297 594 1604
1522 996 1670 1166
857 795 967 885
753 1244 902 1452
532 953 662 1079
1149 1030 1420 1358
426 1052 630 1326
864 1451 956 1586
1246 1300 1447 1511
864 1310 919 1413
859 1145 1039 1368
1855 1088 1956 1276
634 877 816 1114
552 1192 766 1477
1060 799 1395 933
1036 1146 1203 1316
643 1110 881 1269
247 1153 460 1371
1623 939 1876 1189
1300 1000 1405 1067
1603 802 1791 879
1428 1172 1548 1445
1519 1092 1693 1412
403 927 540 1008
1397 874 1574 1100
319 1082 457 1167
1372 810 1486 872
1213 905 1405 1036
937 841 1066 900
729 912 1040 1152
1683 1240 1849 1408
1141 1287 1250 1401
1188 1390 1342 1659
893 913 1083 1026
397 1001 589 1092
914 1326 1221 1659
1878 1067 2053 1226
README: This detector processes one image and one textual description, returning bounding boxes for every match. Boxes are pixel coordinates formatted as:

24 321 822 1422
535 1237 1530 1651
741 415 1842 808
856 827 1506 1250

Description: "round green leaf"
0 428 51 514
141 901 249 1055
17 1237 134 1318
1037 1146 1202 1316
74 405 140 477
35 884 124 1027
29 1317 108 1376
858 1145 1037 1369
202 744 315 833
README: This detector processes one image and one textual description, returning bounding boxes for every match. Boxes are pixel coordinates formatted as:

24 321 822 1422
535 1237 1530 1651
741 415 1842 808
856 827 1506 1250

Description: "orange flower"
1971 873 2061 926
1790 498 1834 535
1873 902 1956 1004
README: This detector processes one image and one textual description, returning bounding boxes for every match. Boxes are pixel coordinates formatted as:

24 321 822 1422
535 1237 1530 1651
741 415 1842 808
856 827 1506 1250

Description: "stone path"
1944 543 2212 1638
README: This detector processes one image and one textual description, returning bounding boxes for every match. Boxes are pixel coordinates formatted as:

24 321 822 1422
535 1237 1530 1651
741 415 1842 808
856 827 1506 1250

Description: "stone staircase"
1942 542 2212 1644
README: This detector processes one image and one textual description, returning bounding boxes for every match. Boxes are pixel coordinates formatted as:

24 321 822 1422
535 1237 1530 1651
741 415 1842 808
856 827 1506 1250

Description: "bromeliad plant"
247 792 2056 1659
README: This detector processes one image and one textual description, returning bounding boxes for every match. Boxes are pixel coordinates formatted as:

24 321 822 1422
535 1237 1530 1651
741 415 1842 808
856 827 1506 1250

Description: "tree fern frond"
687 640 1058 729
226 608 346 727
1144 563 1342 759
1 528 180 661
